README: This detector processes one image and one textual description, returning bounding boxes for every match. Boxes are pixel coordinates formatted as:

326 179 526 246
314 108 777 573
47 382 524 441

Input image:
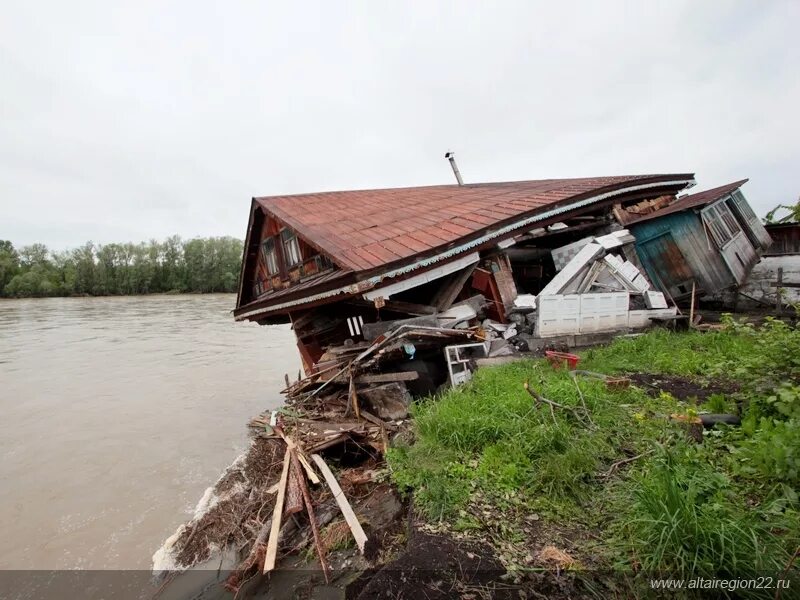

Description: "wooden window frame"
261 238 279 276
281 228 302 268
702 201 741 248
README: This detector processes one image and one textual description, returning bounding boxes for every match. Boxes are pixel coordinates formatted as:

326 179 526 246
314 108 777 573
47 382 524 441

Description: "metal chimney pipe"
444 151 464 186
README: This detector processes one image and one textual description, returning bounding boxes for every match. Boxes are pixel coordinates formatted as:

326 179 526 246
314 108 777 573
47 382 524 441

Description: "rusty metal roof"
627 179 749 225
255 174 693 272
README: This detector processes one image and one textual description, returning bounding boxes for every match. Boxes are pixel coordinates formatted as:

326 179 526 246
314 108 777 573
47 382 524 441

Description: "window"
730 190 758 223
281 229 302 267
702 201 741 248
261 238 279 275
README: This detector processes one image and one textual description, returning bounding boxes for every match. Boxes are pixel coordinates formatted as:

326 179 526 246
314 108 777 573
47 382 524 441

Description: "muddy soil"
629 373 740 402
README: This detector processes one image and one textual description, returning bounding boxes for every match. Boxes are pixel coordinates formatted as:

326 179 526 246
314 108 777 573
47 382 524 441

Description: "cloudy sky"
2 1 798 249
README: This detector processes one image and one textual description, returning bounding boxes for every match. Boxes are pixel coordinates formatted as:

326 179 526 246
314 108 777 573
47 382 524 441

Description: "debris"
264 448 291 574
545 350 580 370
358 382 412 421
600 449 654 479
536 545 576 569
311 454 368 554
698 414 741 427
290 448 330 583
437 303 477 328
512 293 537 310
644 290 667 309
523 380 589 425
355 371 419 384
445 342 489 386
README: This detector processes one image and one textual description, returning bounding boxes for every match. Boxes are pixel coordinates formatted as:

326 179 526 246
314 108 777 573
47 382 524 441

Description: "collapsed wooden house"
152 174 773 589
234 174 769 377
621 180 772 300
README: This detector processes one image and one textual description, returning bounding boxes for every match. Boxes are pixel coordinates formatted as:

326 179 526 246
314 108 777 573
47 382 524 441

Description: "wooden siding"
765 224 800 255
631 211 735 297
720 231 758 285
729 190 773 249
251 213 337 300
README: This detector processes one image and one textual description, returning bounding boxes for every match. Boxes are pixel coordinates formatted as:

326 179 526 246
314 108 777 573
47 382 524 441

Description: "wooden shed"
626 180 772 299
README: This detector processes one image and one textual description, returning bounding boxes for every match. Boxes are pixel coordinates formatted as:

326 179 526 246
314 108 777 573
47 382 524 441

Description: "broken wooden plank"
263 447 292 574
431 264 477 311
361 315 438 341
274 427 321 484
379 299 437 315
359 409 397 429
348 372 361 420
290 448 330 583
355 371 419 384
311 454 368 554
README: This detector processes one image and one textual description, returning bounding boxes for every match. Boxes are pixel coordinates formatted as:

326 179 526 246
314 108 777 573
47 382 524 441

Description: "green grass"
388 318 800 591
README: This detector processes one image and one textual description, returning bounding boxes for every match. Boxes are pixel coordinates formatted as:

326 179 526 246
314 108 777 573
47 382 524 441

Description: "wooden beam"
350 297 437 316
348 373 360 420
263 447 292 574
431 264 477 311
380 299 437 315
355 371 419 384
311 454 368 553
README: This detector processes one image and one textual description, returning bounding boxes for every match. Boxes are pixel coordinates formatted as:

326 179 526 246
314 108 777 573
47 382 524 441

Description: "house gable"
238 205 338 308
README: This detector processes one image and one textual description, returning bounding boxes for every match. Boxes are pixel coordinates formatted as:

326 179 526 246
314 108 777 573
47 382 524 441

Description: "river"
0 294 300 570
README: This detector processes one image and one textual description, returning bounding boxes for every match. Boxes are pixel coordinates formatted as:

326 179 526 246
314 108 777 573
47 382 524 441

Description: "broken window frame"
702 201 741 248
261 238 279 276
281 228 302 268
729 190 758 223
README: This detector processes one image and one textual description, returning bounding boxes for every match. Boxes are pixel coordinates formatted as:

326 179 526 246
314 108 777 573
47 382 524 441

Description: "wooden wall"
631 212 735 297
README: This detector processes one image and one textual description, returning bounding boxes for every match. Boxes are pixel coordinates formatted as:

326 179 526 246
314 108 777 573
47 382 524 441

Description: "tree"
0 236 243 298
764 196 800 224
0 240 20 296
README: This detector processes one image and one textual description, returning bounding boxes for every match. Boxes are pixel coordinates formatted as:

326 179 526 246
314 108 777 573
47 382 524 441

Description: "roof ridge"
253 174 690 202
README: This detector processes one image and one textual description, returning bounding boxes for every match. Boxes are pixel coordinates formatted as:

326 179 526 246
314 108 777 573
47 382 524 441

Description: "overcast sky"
2 1 798 249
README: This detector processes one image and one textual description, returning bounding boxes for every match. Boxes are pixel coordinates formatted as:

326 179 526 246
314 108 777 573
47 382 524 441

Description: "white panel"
363 252 479 300
644 291 667 309
595 229 635 249
628 308 678 329
551 236 594 271
537 294 580 337
538 293 628 337
578 292 628 334
539 244 604 296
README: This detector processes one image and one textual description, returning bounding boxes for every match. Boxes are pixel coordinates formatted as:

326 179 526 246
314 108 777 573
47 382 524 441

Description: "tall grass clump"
624 444 790 580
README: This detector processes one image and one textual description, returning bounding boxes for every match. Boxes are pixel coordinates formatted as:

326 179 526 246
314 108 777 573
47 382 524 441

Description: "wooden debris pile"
154 324 477 593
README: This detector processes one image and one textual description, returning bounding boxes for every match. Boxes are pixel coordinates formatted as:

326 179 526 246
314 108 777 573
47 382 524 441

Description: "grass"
388 318 800 594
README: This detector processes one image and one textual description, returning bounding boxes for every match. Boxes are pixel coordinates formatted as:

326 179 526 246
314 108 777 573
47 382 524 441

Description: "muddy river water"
0 294 300 569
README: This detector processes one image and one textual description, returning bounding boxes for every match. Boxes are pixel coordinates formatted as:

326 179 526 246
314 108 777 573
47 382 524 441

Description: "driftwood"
311 454 368 553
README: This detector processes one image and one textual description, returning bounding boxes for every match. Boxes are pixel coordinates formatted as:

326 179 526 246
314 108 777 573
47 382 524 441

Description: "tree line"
0 236 243 298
